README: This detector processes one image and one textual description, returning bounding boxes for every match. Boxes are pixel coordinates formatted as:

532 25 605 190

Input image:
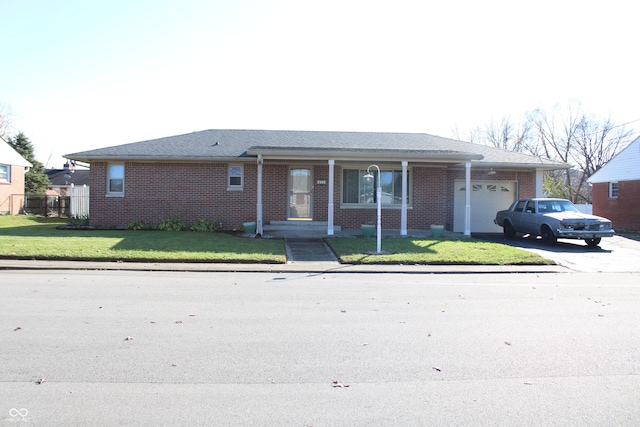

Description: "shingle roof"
45 169 90 186
65 129 567 168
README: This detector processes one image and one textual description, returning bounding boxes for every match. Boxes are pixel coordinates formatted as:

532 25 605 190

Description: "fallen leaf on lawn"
332 380 350 388
124 336 134 341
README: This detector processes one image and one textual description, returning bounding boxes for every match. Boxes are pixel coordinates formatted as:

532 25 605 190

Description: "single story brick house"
65 129 568 236
1 140 32 215
588 136 640 232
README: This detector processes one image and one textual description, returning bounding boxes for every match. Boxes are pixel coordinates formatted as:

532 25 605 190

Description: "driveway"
476 233 640 273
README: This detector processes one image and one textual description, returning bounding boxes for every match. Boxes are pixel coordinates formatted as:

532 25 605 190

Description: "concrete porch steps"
262 221 340 237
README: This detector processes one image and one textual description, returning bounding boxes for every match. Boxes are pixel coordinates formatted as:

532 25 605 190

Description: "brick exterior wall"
592 181 640 232
0 165 26 215
90 161 258 229
88 161 536 231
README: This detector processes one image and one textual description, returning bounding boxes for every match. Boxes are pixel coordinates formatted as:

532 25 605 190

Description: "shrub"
68 215 89 226
126 219 149 230
190 218 221 232
157 218 188 231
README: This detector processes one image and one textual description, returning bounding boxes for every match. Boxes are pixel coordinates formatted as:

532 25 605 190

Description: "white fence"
70 184 90 218
574 204 592 215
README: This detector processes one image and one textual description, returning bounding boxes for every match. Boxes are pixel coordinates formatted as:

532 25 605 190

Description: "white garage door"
453 181 516 233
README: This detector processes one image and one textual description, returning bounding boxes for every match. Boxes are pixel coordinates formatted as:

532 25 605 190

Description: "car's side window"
525 201 536 213
514 200 526 212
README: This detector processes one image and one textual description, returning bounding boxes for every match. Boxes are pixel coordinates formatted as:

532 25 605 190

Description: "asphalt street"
2 270 640 426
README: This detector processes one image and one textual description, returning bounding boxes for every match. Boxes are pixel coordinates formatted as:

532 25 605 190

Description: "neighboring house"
65 129 568 235
45 163 90 196
0 139 32 215
588 136 640 232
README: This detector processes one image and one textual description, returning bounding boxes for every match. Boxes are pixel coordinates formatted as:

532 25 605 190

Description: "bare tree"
462 101 636 203
454 116 534 154
529 102 634 203
0 103 16 142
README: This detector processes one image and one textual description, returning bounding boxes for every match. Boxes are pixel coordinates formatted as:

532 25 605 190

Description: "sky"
1 0 638 168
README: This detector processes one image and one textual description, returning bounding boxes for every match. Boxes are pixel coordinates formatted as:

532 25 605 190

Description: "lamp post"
363 164 382 254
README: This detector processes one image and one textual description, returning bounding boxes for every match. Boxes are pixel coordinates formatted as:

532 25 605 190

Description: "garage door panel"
454 181 515 233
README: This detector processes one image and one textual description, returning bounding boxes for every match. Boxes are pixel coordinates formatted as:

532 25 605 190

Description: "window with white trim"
0 164 9 183
228 165 244 190
609 182 618 199
107 164 125 196
342 168 409 205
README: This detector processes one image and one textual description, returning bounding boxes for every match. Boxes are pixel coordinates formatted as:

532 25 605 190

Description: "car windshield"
538 200 579 213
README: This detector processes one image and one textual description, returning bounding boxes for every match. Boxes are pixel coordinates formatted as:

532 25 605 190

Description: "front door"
289 168 312 219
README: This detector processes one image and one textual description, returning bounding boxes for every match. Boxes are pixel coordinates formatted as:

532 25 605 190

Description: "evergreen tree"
8 132 50 194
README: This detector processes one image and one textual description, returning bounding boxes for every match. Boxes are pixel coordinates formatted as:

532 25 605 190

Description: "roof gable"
588 136 640 183
1 140 32 167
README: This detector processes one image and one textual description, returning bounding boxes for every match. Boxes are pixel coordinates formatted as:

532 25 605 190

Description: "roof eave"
64 155 252 163
248 147 483 162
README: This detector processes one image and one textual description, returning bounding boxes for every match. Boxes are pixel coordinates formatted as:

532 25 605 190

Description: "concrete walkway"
284 238 339 263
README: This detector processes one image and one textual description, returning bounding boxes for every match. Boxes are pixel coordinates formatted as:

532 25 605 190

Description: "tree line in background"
0 104 49 194
454 101 637 204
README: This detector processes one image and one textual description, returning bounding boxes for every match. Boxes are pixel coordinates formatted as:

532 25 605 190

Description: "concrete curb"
0 259 569 274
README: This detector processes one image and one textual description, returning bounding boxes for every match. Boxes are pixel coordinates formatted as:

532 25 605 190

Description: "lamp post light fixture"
363 164 382 254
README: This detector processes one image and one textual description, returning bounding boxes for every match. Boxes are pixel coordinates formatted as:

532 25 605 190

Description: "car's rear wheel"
584 238 601 247
503 221 516 238
540 225 557 245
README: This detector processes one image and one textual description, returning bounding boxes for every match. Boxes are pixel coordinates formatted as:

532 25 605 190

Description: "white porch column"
256 155 263 235
464 162 471 237
401 161 408 235
327 159 335 235
535 168 544 197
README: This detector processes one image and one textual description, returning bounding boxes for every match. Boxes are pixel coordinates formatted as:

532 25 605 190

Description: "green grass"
0 216 286 263
326 236 553 265
0 215 552 265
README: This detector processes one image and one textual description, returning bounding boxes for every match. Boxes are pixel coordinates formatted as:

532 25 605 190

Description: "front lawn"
0 216 552 265
0 216 286 263
326 236 552 265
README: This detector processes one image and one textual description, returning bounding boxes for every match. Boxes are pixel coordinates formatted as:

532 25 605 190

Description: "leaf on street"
332 380 350 388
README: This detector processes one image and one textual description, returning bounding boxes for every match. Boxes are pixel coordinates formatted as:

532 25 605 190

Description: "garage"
453 180 516 233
